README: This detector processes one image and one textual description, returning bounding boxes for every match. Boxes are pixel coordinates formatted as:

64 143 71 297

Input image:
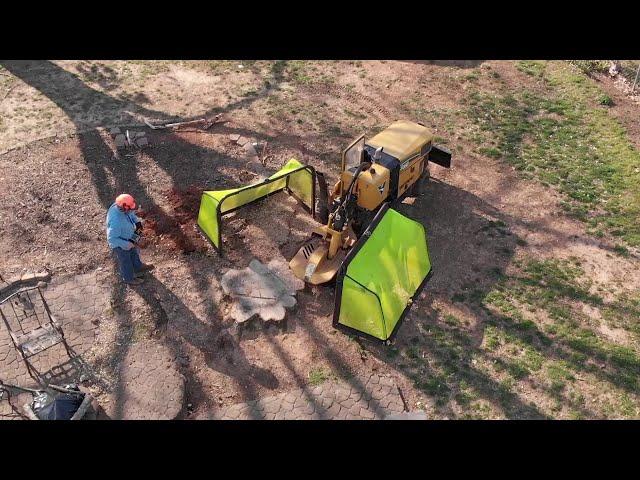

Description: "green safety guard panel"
334 205 432 341
197 158 314 252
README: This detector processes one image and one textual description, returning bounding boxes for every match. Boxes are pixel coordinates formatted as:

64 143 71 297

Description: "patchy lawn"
466 60 640 247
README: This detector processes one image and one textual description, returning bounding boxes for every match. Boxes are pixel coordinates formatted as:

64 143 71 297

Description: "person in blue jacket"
106 193 154 285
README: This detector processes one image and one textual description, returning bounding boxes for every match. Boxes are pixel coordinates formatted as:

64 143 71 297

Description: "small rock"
243 142 258 157
229 134 241 142
114 134 127 148
36 281 48 289
34 271 50 281
136 137 149 148
247 160 268 178
236 136 250 147
109 127 121 135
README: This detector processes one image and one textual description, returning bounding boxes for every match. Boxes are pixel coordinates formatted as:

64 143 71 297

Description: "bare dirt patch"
139 186 209 254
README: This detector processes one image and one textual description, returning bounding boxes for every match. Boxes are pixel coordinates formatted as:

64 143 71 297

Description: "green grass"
598 94 614 106
131 321 151 343
516 60 546 77
613 244 630 257
601 293 640 336
466 61 640 246
546 362 575 382
286 61 315 85
308 367 331 386
567 60 610 76
479 256 640 415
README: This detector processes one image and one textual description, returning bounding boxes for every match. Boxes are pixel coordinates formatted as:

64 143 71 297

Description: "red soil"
138 185 209 254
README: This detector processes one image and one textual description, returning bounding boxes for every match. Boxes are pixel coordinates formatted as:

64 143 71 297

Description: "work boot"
124 278 144 286
138 264 155 272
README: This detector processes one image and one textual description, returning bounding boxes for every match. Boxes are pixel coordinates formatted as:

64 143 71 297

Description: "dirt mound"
138 186 209 254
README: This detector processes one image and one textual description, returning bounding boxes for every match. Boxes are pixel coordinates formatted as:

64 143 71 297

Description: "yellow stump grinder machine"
197 120 451 342
290 120 450 286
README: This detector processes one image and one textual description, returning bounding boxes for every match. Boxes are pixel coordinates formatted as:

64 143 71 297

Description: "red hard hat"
115 193 136 210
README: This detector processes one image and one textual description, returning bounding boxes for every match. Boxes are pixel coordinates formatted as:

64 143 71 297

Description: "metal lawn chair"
0 286 73 384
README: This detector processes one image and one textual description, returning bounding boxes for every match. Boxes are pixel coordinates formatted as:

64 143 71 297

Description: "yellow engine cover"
341 163 391 211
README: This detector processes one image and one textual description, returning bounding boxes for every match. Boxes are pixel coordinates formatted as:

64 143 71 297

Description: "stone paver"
385 411 429 420
113 340 184 420
114 134 126 148
212 373 405 420
0 271 109 388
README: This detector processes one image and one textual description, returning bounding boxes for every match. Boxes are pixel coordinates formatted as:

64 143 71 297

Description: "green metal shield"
333 203 432 341
197 159 315 252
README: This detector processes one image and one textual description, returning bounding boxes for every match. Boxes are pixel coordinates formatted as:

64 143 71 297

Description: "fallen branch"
397 385 410 412
144 114 222 130
144 118 164 130
203 115 224 130
169 129 219 134
261 142 268 166
1 85 16 103
145 118 205 130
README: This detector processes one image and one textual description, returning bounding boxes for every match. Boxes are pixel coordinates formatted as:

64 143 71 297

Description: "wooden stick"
166 118 207 128
144 118 163 130
632 63 640 94
261 142 268 166
145 118 205 129
1 85 16 102
144 114 222 130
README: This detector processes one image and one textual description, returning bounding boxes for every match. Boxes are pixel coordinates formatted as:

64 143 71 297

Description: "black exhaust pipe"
315 171 329 224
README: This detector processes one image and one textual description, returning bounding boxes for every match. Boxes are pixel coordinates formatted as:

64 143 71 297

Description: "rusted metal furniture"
0 380 95 420
0 286 73 383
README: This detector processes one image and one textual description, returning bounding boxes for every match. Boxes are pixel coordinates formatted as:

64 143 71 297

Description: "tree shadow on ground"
1 61 170 130
361 180 551 418
122 274 279 418
1 60 294 418
357 178 633 418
